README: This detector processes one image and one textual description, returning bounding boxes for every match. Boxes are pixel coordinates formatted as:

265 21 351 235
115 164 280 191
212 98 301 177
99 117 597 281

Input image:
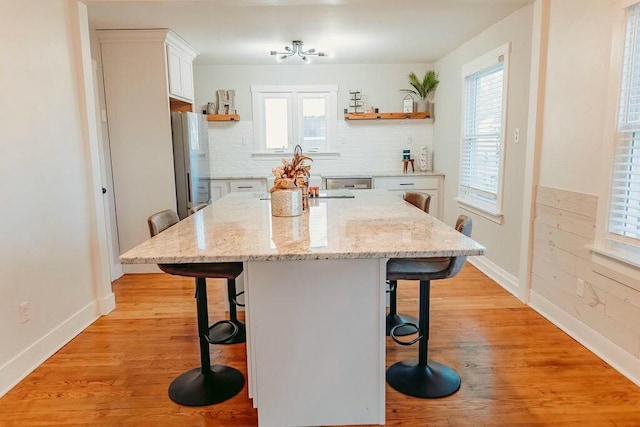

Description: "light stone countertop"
119 190 485 264
207 172 444 180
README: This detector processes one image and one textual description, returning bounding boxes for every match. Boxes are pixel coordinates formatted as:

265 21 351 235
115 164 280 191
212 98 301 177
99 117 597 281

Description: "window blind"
460 62 504 207
609 3 640 240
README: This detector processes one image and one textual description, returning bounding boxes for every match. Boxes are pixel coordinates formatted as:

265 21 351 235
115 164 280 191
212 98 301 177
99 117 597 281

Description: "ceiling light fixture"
270 40 327 64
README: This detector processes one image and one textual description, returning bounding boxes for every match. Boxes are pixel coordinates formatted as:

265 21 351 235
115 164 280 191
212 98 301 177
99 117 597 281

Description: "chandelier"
270 40 327 63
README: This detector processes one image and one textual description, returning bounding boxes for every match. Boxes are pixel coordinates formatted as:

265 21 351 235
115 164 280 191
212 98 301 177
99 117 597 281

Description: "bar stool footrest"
206 320 239 344
207 319 246 345
390 322 422 346
386 312 419 336
168 365 244 406
386 360 460 398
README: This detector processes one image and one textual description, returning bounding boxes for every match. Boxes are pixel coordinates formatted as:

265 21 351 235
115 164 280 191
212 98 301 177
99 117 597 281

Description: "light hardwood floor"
1 265 639 426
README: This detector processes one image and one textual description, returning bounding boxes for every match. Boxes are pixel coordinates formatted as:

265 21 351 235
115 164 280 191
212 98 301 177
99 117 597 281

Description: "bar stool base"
168 365 244 406
209 320 246 344
386 313 419 336
386 360 460 398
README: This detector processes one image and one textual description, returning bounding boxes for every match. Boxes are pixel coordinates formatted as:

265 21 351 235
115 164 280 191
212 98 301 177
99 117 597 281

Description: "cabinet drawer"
372 176 439 190
229 179 266 192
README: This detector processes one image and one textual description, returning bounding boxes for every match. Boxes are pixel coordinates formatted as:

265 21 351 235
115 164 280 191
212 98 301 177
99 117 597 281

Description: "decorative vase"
271 179 302 217
419 146 433 172
416 99 428 113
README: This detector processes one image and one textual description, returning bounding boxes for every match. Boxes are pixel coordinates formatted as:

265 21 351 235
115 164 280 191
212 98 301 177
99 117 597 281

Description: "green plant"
401 70 440 100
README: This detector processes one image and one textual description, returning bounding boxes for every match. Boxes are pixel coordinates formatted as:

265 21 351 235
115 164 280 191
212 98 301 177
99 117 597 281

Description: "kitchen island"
120 190 485 426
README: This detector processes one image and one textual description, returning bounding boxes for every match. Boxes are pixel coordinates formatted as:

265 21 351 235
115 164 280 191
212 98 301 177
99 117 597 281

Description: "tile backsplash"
208 119 434 177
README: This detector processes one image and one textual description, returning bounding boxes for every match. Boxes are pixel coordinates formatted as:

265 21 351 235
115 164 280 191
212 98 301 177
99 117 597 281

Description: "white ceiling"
87 0 531 65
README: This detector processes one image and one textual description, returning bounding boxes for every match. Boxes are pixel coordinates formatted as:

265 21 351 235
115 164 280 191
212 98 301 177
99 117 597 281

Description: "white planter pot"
416 99 428 112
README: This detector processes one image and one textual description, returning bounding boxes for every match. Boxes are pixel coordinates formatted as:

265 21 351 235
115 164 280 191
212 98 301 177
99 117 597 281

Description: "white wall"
538 0 612 193
529 0 640 384
0 0 100 395
433 4 534 278
193 64 436 177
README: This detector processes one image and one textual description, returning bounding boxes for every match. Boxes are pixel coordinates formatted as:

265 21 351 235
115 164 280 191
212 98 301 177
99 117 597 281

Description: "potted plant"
401 70 440 113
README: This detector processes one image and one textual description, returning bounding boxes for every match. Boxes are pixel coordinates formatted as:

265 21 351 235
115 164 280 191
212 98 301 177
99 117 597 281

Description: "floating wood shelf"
344 112 430 120
207 114 240 122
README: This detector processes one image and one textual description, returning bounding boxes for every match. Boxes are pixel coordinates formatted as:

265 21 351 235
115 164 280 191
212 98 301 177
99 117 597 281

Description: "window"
251 85 338 154
457 43 510 222
608 3 640 244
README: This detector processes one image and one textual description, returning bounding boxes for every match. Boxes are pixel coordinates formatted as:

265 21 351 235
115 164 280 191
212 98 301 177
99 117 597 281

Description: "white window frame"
592 0 640 272
251 85 338 156
456 42 511 224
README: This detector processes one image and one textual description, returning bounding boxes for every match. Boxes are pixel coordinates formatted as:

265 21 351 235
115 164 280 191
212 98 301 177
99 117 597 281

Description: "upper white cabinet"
97 29 199 272
165 33 197 102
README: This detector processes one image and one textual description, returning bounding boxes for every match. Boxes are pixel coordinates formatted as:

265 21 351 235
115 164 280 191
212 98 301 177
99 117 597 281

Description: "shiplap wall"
532 186 640 360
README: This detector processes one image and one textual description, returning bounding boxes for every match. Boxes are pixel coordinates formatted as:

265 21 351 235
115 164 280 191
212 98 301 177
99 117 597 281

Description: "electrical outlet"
19 301 30 323
514 128 520 143
407 136 413 146
576 278 585 298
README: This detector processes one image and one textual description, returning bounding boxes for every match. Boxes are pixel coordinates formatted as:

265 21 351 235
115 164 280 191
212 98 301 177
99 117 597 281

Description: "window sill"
251 151 340 160
455 198 504 224
588 243 640 284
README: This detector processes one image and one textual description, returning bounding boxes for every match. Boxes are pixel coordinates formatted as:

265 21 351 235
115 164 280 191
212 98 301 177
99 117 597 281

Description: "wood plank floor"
1 264 639 426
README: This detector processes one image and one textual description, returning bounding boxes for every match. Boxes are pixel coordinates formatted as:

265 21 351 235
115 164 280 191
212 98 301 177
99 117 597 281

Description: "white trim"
458 42 511 217
98 292 116 316
251 151 340 160
461 42 512 77
589 244 640 283
251 84 338 94
518 0 550 304
456 198 504 224
468 256 519 297
530 291 640 387
0 301 100 398
74 2 115 317
251 85 339 153
595 2 638 249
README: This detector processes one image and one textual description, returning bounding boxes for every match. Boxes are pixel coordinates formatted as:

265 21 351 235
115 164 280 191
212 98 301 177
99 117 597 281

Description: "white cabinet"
229 179 266 193
98 29 198 272
209 180 229 202
210 179 267 203
166 39 196 102
373 175 444 219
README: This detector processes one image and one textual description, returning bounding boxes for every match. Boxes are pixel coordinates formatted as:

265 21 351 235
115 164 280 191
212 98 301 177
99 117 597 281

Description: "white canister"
271 188 303 217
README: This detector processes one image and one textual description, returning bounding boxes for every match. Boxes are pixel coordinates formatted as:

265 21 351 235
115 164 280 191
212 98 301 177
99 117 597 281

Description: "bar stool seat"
148 209 245 407
386 215 472 399
387 192 431 336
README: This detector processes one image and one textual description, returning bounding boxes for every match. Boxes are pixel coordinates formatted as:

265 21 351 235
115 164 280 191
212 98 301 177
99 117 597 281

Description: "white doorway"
92 60 122 281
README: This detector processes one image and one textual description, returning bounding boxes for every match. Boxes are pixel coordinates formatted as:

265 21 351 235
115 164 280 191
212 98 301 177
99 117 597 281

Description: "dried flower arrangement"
269 145 313 192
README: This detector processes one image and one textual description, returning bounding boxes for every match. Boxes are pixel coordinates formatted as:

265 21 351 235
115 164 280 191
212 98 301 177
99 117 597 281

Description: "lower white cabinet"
372 175 444 219
210 178 267 202
209 180 229 203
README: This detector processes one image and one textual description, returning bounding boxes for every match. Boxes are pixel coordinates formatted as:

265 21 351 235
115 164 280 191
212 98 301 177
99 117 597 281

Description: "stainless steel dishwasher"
325 177 372 190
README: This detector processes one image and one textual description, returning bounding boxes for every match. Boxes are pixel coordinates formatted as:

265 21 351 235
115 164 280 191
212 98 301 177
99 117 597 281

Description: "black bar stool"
386 215 471 398
148 209 245 406
387 192 431 336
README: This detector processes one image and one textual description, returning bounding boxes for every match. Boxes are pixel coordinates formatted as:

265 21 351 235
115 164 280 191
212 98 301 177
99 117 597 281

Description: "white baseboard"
0 300 101 398
98 292 116 315
123 264 161 274
530 291 640 387
468 256 519 298
111 262 124 282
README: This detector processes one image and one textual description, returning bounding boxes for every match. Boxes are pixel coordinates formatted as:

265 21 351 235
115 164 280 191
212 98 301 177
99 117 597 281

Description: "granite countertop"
120 190 484 264
322 171 444 178
206 175 270 180
206 172 444 180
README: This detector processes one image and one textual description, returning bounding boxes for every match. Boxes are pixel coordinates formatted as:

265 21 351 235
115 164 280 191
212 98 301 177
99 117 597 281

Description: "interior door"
92 60 122 281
